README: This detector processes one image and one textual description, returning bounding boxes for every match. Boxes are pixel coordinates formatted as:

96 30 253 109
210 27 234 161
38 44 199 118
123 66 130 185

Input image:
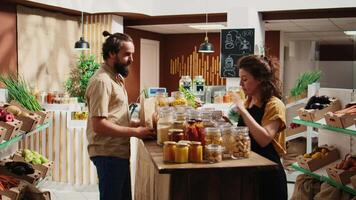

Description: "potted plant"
65 53 100 103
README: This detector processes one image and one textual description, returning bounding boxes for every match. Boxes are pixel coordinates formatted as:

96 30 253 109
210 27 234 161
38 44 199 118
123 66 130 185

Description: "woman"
235 55 287 200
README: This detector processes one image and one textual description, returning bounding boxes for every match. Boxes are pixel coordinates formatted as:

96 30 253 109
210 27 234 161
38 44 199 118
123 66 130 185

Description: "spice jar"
163 141 176 163
232 126 250 159
157 107 174 145
220 125 234 158
189 141 203 163
175 143 189 163
205 144 224 163
168 129 184 142
205 127 222 145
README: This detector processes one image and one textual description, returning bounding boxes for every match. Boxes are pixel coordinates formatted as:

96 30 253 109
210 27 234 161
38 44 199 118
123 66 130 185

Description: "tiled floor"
39 170 299 200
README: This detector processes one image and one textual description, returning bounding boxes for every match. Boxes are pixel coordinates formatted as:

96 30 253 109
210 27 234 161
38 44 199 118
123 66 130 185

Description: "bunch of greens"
0 75 42 111
290 70 322 97
179 85 196 108
65 53 100 103
228 106 240 123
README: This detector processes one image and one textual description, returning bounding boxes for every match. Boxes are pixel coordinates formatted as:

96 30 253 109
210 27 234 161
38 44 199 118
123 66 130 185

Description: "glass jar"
173 111 186 131
175 143 189 163
46 91 54 104
213 91 224 104
155 92 168 108
171 91 187 106
179 75 192 91
223 92 231 103
168 129 184 142
175 112 186 122
185 112 205 144
193 75 205 95
205 127 222 145
205 144 224 163
220 125 234 158
163 141 176 163
232 126 250 159
39 91 47 104
189 141 203 163
201 111 214 127
157 107 174 145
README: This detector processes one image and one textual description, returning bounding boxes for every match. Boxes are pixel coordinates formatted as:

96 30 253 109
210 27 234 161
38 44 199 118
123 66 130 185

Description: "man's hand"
134 126 155 139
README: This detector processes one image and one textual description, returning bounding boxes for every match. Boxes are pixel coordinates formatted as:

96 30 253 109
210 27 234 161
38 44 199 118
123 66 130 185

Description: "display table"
134 140 278 200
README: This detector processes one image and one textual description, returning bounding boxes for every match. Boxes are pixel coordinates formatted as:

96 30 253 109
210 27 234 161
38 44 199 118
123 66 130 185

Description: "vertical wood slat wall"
83 14 112 63
19 111 97 185
169 47 226 86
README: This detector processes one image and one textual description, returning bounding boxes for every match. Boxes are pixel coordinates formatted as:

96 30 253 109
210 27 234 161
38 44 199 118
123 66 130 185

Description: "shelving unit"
0 122 51 150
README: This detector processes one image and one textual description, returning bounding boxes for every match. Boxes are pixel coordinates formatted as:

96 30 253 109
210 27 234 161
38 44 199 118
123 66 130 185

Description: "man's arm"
92 117 154 139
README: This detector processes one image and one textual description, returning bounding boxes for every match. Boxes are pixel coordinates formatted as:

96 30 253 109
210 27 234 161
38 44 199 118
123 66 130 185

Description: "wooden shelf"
0 122 51 150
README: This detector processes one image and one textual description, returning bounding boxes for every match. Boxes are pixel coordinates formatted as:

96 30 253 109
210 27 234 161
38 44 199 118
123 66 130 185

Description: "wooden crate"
0 160 42 184
286 125 307 137
326 164 356 185
15 113 41 132
324 112 355 129
12 153 53 179
0 182 25 200
297 146 339 172
0 119 23 141
298 98 341 122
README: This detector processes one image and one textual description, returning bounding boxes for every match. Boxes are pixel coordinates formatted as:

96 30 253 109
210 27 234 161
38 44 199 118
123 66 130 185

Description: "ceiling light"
198 13 214 54
74 12 90 50
189 24 225 30
344 31 356 36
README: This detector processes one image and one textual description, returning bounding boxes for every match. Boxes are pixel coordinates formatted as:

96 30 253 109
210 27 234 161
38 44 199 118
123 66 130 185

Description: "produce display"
72 111 88 120
335 154 356 171
305 95 331 110
332 105 356 116
0 109 14 122
289 70 321 97
22 149 49 165
0 175 20 191
5 161 34 176
289 122 301 129
303 146 330 159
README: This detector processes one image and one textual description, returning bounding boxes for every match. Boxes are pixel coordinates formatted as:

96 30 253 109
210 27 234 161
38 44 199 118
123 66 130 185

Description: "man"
86 31 154 200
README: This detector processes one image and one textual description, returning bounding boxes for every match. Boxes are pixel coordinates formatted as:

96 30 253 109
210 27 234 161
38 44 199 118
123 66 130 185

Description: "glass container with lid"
179 75 192 91
175 143 189 163
205 127 222 145
168 129 184 142
189 141 203 163
171 91 187 106
157 107 174 145
232 126 250 159
193 75 205 95
205 144 224 163
163 141 176 163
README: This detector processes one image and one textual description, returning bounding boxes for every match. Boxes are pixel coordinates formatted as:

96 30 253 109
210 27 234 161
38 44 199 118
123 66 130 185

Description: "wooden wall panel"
0 2 17 76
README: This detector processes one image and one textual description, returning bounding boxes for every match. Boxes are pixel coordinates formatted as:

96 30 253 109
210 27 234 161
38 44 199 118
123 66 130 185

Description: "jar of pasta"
220 125 234 158
205 127 222 145
175 143 189 163
163 141 176 163
157 107 174 145
232 126 250 159
189 141 203 163
205 144 224 163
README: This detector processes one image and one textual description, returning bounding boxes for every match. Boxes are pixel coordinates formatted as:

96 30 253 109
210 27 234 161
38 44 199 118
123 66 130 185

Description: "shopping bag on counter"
290 174 322 200
314 182 354 200
139 94 156 128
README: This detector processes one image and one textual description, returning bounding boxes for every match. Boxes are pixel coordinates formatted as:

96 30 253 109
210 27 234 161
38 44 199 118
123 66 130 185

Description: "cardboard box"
0 126 7 143
286 125 307 137
0 160 42 184
12 152 53 179
0 119 23 141
0 182 25 200
326 164 356 185
15 113 41 132
298 98 341 122
351 175 356 189
297 145 340 172
35 110 52 124
324 112 355 129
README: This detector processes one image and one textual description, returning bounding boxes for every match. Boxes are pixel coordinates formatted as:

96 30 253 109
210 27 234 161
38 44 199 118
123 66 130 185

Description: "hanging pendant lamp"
198 13 214 53
74 12 90 50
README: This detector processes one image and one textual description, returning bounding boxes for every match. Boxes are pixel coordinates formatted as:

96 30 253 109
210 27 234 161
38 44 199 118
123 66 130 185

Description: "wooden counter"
134 140 278 200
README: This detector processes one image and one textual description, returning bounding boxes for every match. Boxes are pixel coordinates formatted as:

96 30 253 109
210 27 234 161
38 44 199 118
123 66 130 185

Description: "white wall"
24 0 356 15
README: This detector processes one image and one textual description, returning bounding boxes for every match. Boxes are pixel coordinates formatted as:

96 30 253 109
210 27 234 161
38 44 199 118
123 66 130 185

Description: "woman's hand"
232 93 246 113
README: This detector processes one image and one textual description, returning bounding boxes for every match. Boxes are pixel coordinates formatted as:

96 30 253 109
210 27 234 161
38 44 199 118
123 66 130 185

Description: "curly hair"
237 55 282 103
102 31 133 60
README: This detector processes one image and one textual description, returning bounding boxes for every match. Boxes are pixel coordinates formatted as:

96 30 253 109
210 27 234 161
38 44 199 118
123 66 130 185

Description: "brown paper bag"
314 182 353 200
139 95 156 128
290 174 321 200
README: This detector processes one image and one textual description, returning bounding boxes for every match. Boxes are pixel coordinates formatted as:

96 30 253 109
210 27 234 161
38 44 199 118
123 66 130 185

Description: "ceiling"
128 17 356 44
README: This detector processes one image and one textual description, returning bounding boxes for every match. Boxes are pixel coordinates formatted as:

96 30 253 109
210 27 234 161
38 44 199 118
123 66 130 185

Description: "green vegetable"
228 106 240 123
65 53 100 103
0 75 42 111
289 70 322 97
22 149 49 164
179 85 196 108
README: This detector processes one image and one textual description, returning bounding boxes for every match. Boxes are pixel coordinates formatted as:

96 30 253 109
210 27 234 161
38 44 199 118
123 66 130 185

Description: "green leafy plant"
65 53 100 103
179 85 197 108
290 70 322 97
0 75 42 111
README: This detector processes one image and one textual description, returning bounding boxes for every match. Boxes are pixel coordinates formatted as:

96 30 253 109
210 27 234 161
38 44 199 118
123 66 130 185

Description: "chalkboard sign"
220 29 254 77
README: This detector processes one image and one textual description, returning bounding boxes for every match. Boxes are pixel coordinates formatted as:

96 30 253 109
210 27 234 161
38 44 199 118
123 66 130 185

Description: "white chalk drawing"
224 30 253 53
225 32 234 49
223 55 236 77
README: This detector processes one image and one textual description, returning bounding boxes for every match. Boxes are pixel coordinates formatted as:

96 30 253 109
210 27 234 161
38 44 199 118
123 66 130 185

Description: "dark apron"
238 104 287 200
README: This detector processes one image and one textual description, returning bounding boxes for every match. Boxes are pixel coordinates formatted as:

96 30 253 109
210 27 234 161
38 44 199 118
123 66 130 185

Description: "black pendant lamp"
74 12 90 50
198 13 214 53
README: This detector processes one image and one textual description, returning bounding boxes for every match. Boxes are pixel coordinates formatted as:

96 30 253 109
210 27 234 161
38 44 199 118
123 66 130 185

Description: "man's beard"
114 61 129 78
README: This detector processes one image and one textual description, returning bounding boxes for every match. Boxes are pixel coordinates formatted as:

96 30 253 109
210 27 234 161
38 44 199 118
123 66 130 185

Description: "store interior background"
0 0 355 199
